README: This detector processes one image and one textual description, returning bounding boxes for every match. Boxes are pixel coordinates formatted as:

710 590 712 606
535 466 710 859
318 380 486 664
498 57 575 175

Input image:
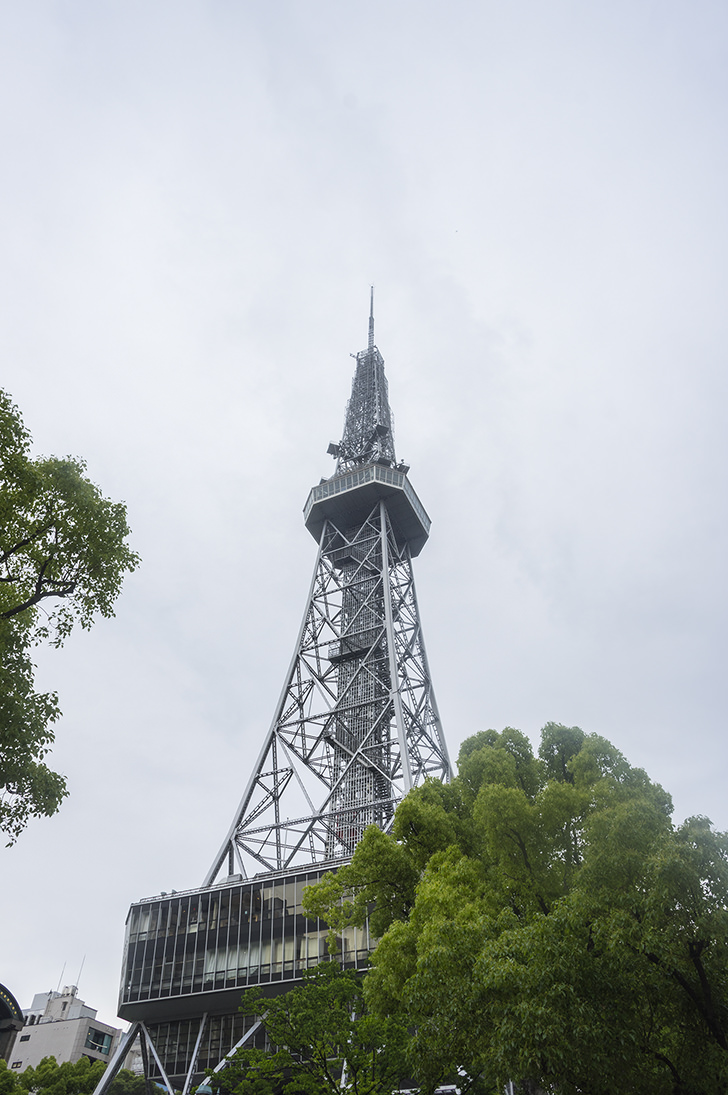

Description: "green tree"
17 1054 106 1095
2 1058 147 1095
106 1068 150 1095
209 963 410 1095
0 616 64 843
0 1060 20 1095
0 389 139 841
304 725 728 1095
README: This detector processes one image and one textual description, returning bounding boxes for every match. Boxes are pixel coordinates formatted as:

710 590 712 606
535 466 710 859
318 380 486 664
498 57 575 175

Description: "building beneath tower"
111 300 450 1094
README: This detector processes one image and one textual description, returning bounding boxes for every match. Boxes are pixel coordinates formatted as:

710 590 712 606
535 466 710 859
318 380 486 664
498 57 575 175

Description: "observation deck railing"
303 462 431 540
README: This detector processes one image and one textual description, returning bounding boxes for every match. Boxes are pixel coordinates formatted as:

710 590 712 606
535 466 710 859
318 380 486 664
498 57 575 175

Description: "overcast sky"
2 1 727 1027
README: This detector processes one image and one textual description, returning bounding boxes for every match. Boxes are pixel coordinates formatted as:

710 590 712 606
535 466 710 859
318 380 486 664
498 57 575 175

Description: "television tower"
104 298 451 1094
205 289 450 883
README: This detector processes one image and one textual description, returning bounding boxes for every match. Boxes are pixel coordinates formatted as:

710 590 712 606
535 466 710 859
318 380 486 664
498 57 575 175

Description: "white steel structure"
205 295 451 883
108 298 451 1095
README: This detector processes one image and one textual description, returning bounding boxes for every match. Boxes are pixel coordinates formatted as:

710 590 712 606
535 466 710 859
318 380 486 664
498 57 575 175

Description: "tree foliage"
0 615 64 841
0 1056 147 1095
105 1068 150 1095
209 963 410 1095
304 724 728 1095
0 1054 107 1095
0 389 139 841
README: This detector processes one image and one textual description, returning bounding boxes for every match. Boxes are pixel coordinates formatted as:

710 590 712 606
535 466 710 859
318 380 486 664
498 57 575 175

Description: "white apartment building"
9 986 121 1073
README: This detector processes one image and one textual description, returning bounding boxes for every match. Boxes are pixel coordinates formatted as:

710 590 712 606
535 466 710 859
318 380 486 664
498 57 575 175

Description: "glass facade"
120 869 370 1009
145 1013 265 1080
120 868 372 1083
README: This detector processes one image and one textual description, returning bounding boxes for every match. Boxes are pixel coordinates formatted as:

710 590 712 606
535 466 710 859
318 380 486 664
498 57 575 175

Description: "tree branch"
0 519 55 565
0 582 77 620
644 945 727 1050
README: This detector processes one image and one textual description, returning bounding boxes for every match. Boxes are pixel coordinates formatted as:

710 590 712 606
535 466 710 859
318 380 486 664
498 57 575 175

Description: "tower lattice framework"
106 298 451 1095
206 295 450 884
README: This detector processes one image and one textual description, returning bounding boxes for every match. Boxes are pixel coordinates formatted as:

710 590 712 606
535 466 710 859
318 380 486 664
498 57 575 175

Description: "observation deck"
303 462 430 557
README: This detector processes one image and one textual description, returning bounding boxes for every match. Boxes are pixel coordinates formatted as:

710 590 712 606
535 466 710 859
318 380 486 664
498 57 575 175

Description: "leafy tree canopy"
105 1068 150 1095
0 1054 108 1095
304 724 728 1095
0 1056 145 1095
0 389 139 841
209 963 410 1095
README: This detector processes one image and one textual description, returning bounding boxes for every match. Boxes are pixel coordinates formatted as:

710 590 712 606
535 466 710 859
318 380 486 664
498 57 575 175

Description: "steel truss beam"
205 500 450 884
91 1016 263 1095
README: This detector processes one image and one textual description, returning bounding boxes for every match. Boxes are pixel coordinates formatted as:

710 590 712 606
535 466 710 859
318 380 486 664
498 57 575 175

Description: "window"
85 1028 113 1055
11 1062 22 1069
19 1035 30 1042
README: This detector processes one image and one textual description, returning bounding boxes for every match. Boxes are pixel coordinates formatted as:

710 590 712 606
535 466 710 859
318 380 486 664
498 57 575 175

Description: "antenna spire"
368 285 374 351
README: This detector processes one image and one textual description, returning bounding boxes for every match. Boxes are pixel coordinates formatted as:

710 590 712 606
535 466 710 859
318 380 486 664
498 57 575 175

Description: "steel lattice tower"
206 293 450 883
106 298 450 1095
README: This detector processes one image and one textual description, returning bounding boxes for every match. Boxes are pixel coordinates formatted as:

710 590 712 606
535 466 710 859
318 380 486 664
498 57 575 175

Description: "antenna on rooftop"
75 954 86 990
55 962 66 994
368 285 374 351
